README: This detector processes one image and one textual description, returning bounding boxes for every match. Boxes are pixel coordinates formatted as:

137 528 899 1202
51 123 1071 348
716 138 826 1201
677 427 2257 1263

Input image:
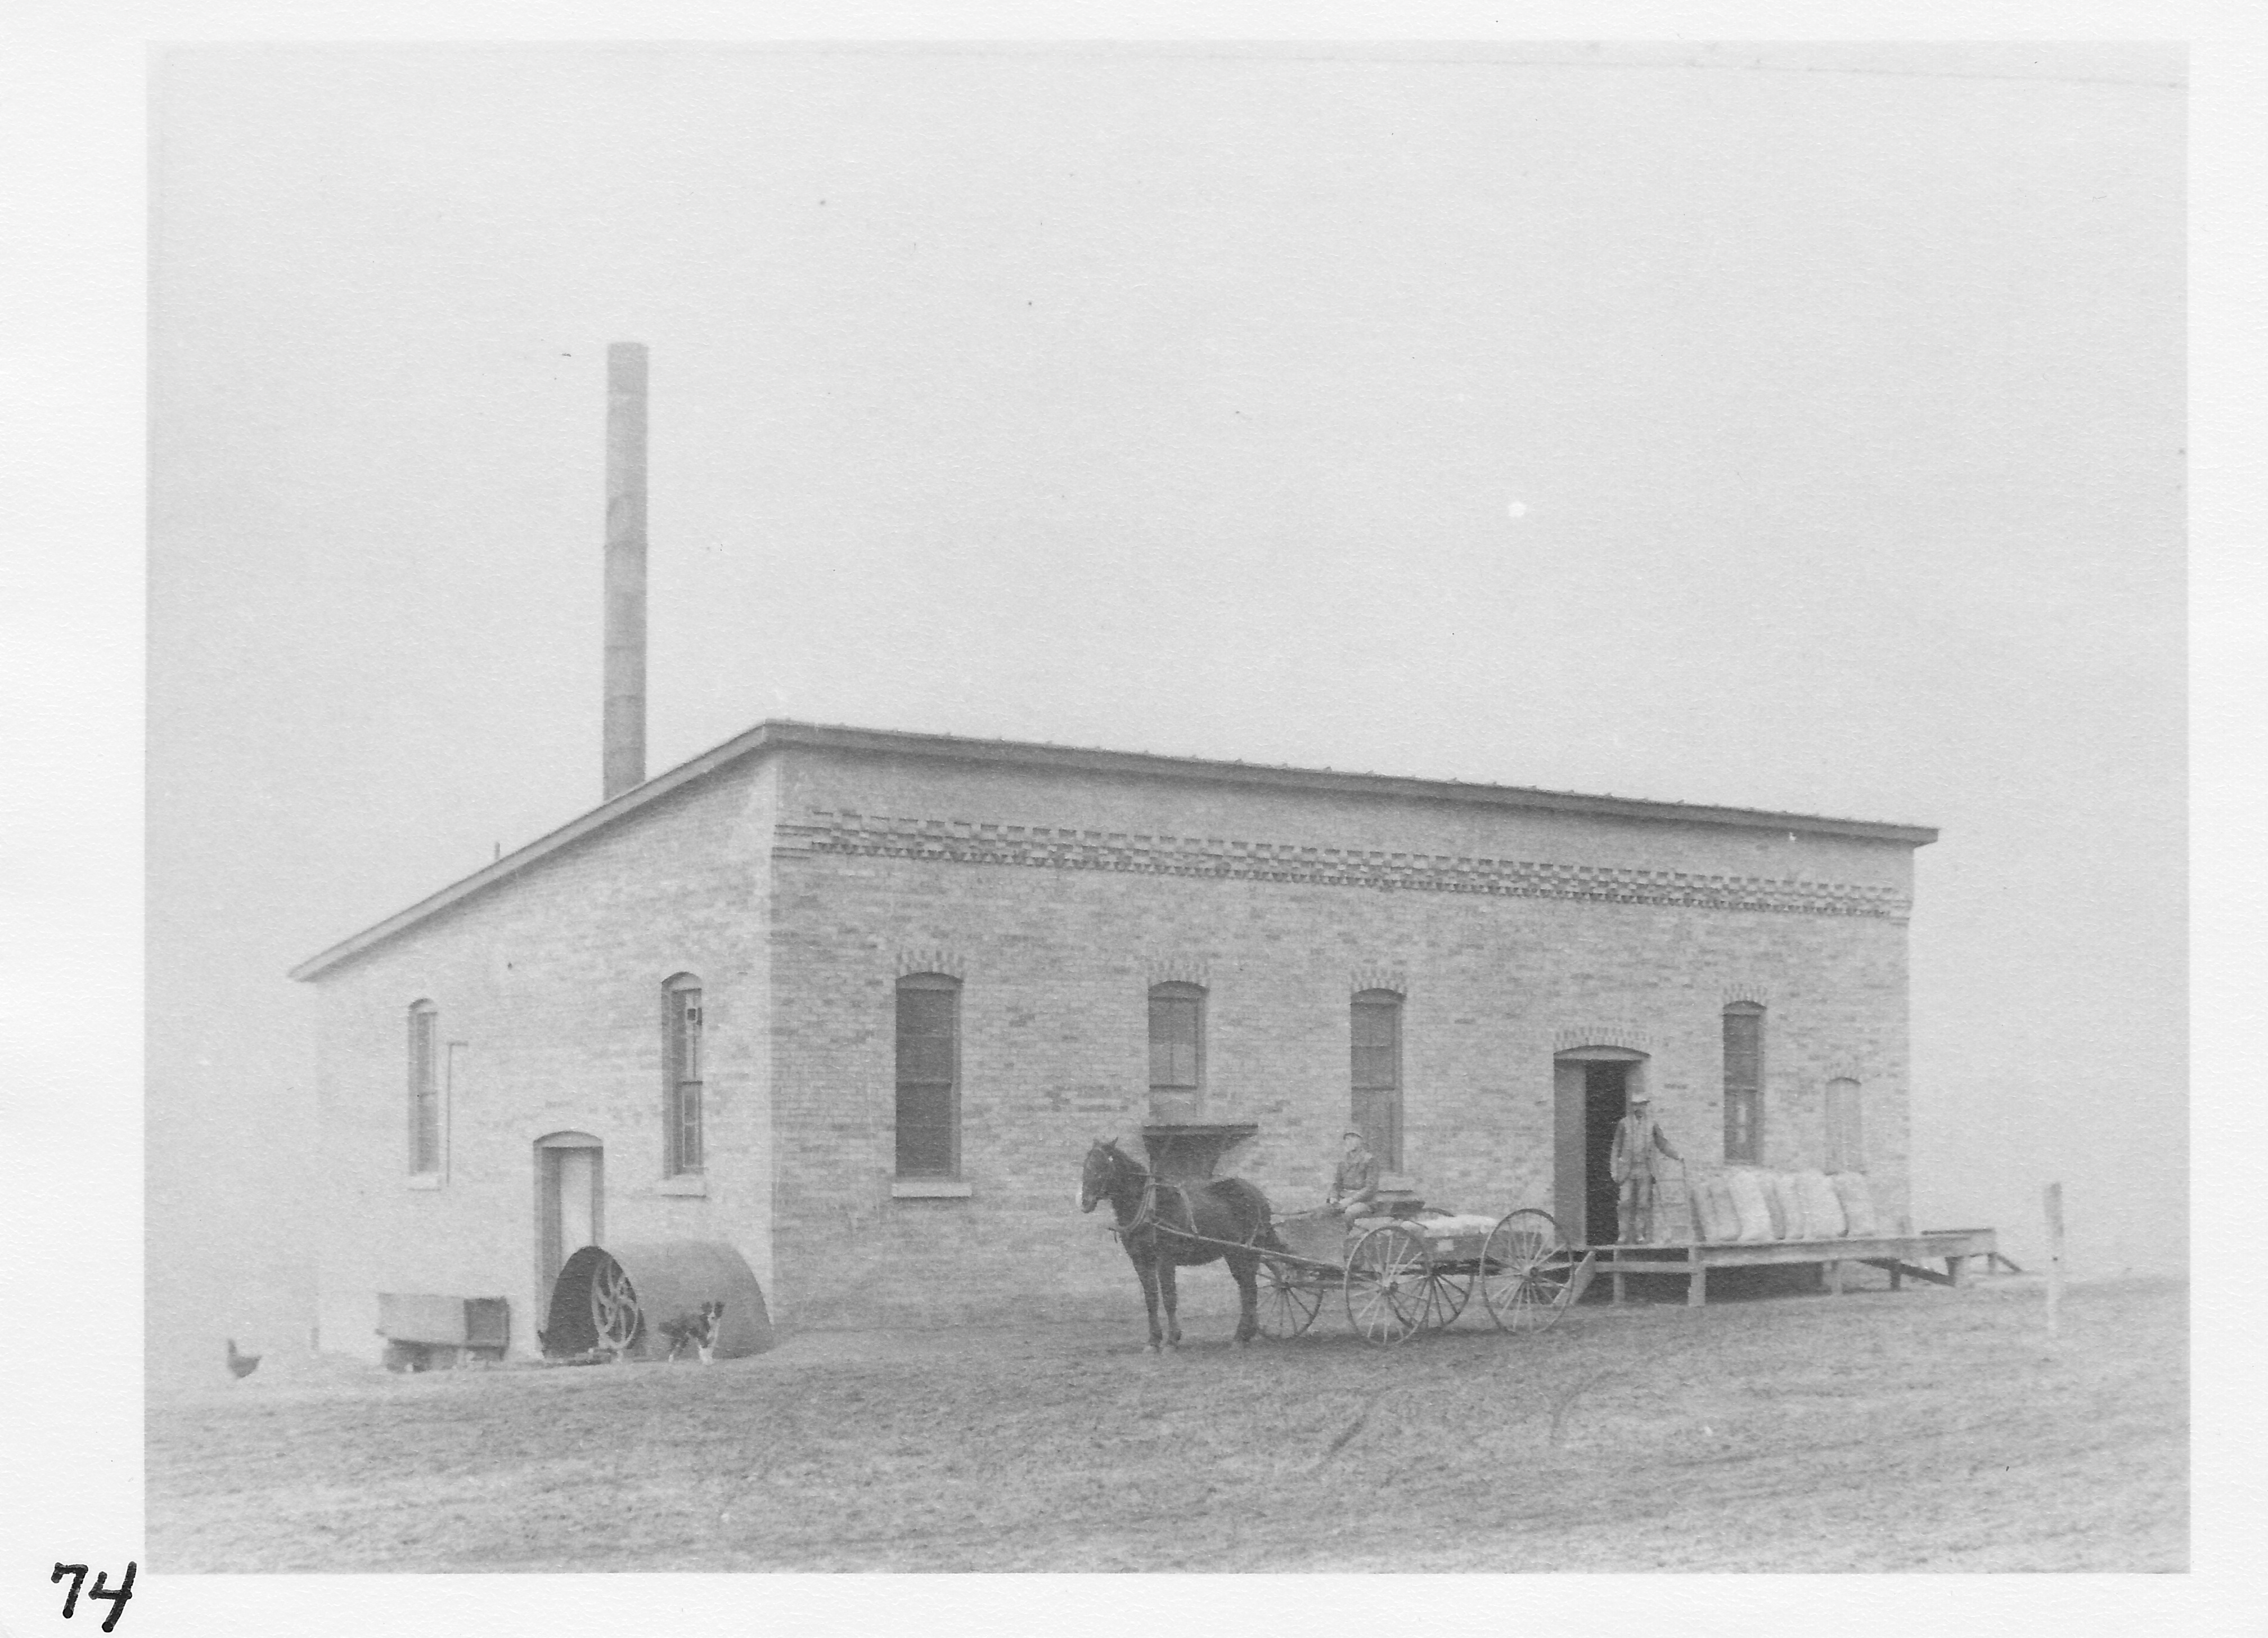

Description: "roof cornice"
288 719 1936 981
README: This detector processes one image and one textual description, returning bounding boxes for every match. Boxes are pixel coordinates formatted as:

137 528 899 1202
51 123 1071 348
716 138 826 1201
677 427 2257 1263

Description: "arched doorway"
1552 1047 1648 1248
534 1131 604 1324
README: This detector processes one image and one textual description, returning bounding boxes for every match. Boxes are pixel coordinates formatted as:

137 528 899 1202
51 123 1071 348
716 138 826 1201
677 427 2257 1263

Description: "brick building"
295 719 1933 1357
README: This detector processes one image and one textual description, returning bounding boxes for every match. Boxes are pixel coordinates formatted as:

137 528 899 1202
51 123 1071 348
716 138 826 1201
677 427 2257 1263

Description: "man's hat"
1628 1089 1653 1104
1343 1130 1366 1142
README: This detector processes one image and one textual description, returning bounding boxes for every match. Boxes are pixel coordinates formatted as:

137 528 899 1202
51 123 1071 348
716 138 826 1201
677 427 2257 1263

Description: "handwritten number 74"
52 1563 135 1631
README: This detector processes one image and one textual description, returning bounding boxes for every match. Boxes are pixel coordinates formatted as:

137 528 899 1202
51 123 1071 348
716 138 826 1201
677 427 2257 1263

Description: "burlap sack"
1795 1170 1847 1237
1725 1167 1776 1243
1829 1172 1878 1237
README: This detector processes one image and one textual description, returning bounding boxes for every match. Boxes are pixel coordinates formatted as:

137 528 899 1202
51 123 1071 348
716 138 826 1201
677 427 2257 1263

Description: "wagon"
1256 1207 1595 1344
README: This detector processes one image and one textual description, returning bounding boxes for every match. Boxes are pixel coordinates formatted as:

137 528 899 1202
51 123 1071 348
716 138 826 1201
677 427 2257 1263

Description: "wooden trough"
542 1239 776 1360
376 1292 512 1371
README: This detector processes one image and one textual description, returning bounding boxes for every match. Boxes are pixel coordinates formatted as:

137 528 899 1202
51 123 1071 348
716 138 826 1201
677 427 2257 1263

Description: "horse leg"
1158 1261 1182 1348
1135 1254 1164 1353
1228 1250 1259 1347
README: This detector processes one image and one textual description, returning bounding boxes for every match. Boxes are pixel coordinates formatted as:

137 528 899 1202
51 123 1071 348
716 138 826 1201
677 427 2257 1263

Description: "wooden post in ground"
2045 1181 2066 1337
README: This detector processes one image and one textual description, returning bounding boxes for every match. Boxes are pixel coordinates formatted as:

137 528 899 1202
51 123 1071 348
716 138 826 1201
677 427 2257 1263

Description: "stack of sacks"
1683 1169 1880 1241
1793 1171 1847 1238
1689 1174 1738 1244
1723 1168 1776 1243
1767 1172 1807 1239
1829 1173 1879 1236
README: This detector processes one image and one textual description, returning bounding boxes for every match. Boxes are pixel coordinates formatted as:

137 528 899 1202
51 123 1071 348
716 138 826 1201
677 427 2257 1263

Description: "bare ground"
146 1270 2185 1573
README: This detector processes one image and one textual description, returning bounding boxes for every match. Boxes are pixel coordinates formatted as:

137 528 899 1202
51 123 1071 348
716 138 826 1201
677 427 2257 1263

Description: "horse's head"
1079 1138 1126 1214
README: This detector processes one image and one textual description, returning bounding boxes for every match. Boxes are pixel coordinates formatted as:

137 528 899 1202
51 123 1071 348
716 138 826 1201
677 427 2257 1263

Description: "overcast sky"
145 41 2186 1375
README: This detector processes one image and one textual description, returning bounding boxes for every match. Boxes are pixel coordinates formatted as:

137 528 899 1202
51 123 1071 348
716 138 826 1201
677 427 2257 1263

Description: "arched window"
1351 989 1403 1169
1825 1077 1865 1174
663 974 704 1174
1148 982 1205 1120
407 1000 440 1174
896 974 961 1178
1722 1003 1765 1164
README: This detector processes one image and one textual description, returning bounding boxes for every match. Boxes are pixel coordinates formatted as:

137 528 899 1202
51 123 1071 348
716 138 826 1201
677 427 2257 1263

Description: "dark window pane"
1351 1002 1398 1050
676 990 703 1082
675 1081 703 1171
1148 993 1200 1091
896 980 958 1176
896 1079 954 1174
899 988 956 1036
900 1036 955 1082
1724 1011 1761 1088
408 1007 438 1172
1149 996 1197 1046
1150 1036 1198 1090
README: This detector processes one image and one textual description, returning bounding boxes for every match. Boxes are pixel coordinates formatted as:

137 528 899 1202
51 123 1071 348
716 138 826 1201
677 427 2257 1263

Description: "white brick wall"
311 740 1919 1347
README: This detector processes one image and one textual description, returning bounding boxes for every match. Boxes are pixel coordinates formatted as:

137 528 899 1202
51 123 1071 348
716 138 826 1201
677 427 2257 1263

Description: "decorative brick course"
781 811 1911 920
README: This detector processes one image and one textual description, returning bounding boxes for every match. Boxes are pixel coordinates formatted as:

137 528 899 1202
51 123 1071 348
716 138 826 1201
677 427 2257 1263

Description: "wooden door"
1554 1060 1587 1244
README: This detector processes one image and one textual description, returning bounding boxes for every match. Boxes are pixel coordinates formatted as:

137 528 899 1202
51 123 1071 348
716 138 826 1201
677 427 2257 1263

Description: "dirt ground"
146 1269 2185 1573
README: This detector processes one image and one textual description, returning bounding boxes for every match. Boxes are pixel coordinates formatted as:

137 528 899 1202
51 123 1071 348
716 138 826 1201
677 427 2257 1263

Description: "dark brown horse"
1080 1138 1287 1351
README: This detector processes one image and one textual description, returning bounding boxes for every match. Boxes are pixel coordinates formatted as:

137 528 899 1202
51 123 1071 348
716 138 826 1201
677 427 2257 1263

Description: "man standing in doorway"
1609 1089 1681 1244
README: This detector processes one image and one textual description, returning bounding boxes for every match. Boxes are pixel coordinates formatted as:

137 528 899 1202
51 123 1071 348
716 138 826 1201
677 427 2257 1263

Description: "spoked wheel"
1416 1266 1472 1331
1344 1222 1433 1345
1258 1256 1323 1339
1479 1209 1575 1333
588 1253 644 1353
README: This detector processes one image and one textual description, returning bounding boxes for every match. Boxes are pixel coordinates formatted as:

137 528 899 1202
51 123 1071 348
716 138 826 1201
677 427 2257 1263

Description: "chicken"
225 1338 261 1379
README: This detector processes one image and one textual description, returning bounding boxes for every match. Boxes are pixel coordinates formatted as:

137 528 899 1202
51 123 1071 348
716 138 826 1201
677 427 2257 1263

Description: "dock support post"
1686 1263 1707 1307
1828 1259 1844 1296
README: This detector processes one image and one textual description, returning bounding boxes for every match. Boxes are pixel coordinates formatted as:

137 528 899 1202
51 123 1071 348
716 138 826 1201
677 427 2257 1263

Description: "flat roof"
289 718 1937 981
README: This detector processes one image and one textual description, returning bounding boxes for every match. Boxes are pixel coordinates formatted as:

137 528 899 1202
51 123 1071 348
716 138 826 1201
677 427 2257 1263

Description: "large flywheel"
588 1252 645 1352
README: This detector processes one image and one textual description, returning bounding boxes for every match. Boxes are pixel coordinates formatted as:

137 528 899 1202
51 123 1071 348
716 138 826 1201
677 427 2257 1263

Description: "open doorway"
1554 1047 1646 1247
535 1132 604 1324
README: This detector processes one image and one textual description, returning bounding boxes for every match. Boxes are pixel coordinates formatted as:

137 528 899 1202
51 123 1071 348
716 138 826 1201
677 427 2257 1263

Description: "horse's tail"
1209 1176 1289 1253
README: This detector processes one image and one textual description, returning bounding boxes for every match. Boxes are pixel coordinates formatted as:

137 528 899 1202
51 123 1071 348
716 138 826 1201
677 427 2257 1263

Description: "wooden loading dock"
1587 1227 2003 1307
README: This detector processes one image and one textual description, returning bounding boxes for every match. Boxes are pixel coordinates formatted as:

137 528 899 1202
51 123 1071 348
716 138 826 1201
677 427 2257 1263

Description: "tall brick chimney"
602 341 647 801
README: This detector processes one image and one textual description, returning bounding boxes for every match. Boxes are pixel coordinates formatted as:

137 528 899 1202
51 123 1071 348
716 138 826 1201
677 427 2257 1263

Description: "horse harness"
1107 1158 1266 1253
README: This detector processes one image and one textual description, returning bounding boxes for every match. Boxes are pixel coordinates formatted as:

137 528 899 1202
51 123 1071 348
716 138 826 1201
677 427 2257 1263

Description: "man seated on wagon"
1327 1130 1382 1219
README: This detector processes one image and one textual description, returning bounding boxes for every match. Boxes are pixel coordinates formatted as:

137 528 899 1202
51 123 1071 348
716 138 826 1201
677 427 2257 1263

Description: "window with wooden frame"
664 974 704 1174
1350 989 1403 1169
1147 982 1205 1117
407 1000 440 1174
1722 1003 1765 1164
1824 1077 1865 1174
896 974 961 1178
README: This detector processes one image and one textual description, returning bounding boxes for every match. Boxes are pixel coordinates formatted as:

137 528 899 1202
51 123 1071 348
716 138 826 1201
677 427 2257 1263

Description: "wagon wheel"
1479 1209 1575 1333
1257 1256 1323 1339
1344 1222 1433 1345
1417 1264 1473 1331
588 1253 644 1353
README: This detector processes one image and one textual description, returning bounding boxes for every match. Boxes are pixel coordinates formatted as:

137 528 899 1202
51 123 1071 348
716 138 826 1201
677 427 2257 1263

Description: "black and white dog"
658 1300 727 1362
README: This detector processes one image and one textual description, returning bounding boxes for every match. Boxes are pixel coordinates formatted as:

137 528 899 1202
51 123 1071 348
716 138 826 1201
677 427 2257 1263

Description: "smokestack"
602 341 647 801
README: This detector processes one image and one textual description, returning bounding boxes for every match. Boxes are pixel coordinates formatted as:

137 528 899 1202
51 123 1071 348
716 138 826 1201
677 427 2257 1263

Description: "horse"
1079 1138 1288 1352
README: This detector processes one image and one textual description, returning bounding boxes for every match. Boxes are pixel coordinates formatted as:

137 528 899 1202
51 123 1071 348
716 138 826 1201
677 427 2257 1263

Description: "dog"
658 1300 726 1362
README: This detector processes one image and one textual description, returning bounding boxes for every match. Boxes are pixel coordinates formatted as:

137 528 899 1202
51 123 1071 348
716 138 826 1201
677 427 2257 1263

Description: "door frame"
533 1131 605 1320
1553 1047 1648 1248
